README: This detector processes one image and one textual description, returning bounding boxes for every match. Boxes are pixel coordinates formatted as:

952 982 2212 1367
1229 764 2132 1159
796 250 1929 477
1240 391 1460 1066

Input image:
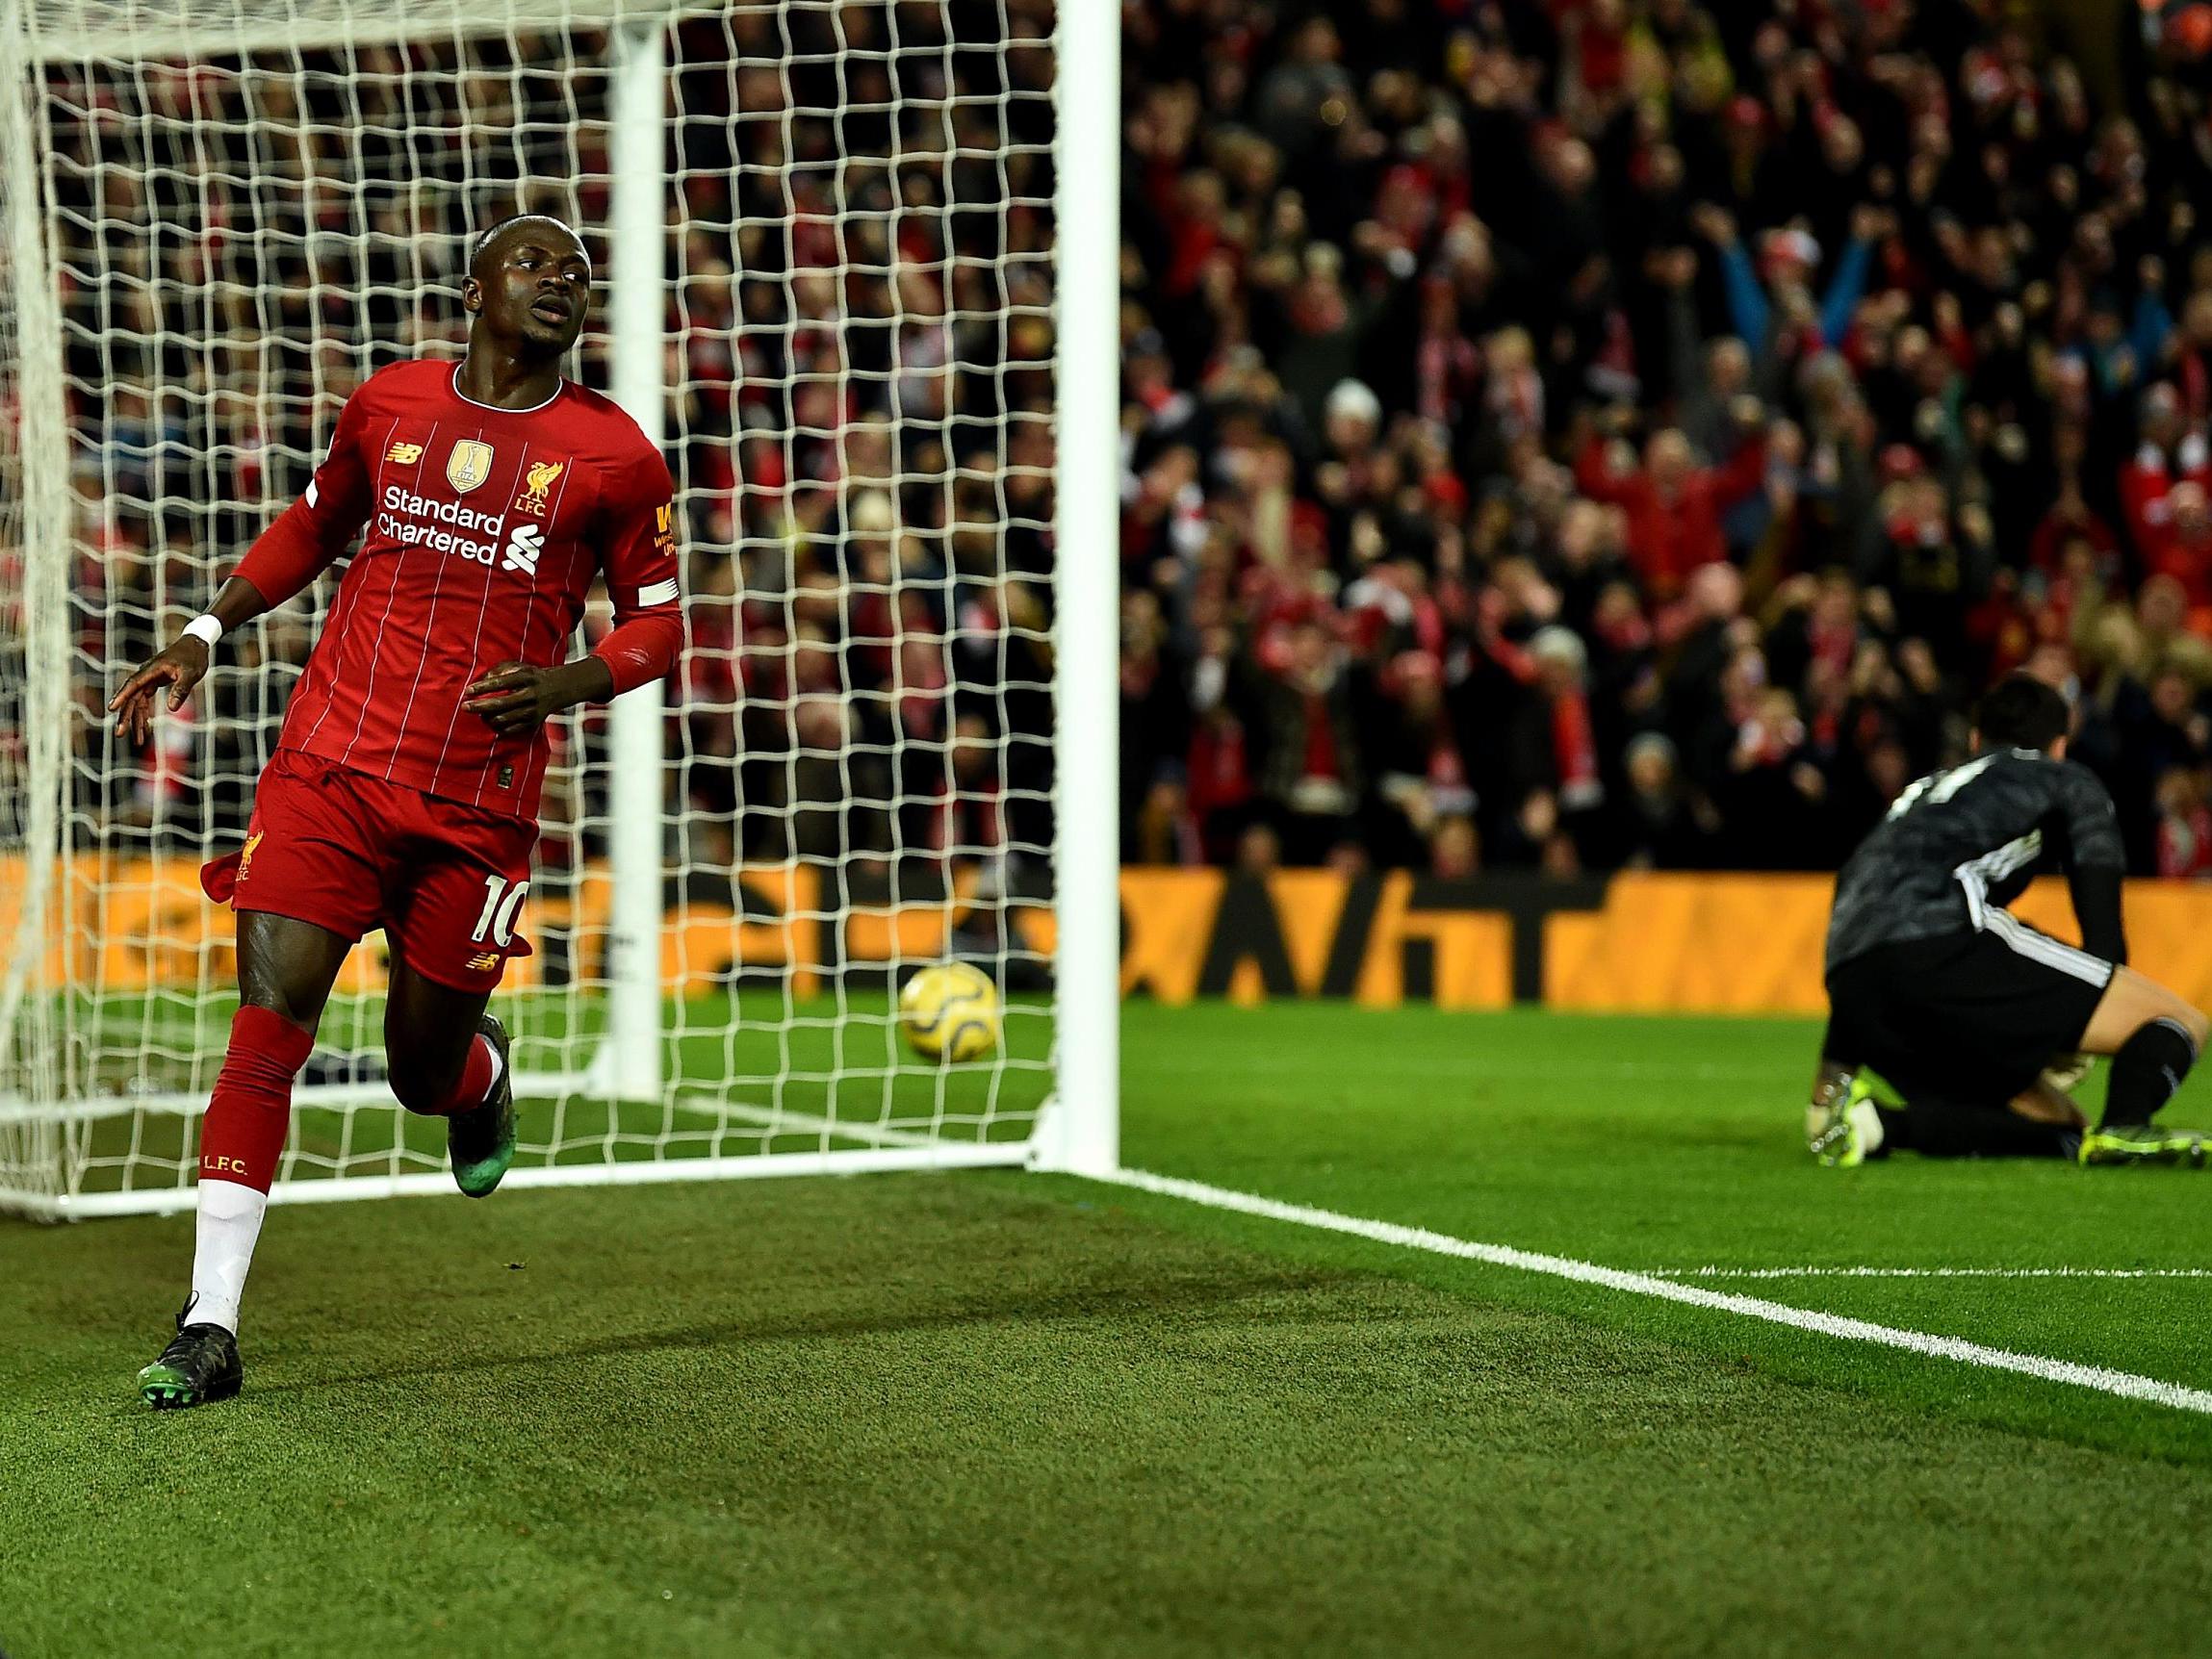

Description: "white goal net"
0 0 1116 1217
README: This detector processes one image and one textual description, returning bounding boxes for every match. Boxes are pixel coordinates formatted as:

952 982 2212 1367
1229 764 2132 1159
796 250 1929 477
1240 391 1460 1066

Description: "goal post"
0 0 72 1211
0 0 1119 1216
1034 0 1118 1178
598 9 669 1111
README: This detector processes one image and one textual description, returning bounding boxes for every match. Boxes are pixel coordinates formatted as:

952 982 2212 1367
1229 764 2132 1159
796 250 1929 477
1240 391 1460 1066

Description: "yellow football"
898 962 1002 1061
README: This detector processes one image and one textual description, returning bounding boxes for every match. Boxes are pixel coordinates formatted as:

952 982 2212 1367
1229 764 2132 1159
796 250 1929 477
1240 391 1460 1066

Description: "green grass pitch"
5 1002 2211 1658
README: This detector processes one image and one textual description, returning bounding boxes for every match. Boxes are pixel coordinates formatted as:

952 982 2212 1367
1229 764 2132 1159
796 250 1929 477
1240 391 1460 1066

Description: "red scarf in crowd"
1301 693 1340 783
1552 691 1602 809
2159 801 2212 880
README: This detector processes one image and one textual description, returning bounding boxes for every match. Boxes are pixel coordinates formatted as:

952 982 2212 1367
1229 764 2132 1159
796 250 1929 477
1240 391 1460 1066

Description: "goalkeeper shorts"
1824 919 2112 1108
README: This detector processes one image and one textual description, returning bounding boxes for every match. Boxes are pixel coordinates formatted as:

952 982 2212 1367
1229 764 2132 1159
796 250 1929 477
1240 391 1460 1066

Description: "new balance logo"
386 441 424 463
465 951 501 973
502 523 545 576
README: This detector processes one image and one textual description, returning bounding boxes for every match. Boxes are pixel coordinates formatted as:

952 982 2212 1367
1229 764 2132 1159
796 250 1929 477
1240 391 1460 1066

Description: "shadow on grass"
243 1260 1365 1397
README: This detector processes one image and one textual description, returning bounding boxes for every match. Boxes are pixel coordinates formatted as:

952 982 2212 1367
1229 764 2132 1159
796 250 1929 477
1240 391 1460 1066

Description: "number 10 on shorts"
472 874 530 948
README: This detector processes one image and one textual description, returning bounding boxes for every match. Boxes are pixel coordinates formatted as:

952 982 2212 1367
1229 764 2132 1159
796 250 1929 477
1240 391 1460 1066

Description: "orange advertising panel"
1540 872 2212 1014
15 855 2212 1014
1116 870 1514 1008
1541 873 1835 1014
0 856 930 999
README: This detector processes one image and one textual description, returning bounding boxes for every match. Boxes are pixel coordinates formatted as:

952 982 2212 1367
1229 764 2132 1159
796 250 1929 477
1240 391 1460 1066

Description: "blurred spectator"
1113 0 2212 877
38 0 2212 892
30 4 1065 896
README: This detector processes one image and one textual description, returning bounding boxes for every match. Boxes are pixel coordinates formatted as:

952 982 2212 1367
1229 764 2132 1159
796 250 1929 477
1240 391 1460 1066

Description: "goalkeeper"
1806 676 2208 1167
107 216 684 1408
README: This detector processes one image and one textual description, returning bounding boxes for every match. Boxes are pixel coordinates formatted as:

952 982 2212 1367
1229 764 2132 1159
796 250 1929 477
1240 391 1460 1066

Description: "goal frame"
0 0 1119 1216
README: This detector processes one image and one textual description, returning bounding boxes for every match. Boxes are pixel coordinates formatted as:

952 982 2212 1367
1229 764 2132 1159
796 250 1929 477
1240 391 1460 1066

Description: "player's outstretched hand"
109 637 210 744
464 659 593 737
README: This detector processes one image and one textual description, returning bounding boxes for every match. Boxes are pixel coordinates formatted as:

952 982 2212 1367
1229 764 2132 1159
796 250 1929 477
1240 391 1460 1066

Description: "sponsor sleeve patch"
638 577 681 606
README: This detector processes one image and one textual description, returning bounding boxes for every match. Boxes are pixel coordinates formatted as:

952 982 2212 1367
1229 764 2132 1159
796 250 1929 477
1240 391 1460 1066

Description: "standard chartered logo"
377 482 504 566
502 523 545 576
374 482 545 579
380 483 502 534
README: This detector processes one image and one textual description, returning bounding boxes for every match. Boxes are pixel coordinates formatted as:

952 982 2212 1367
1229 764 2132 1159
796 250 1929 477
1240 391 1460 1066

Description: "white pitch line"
1101 1168 2212 1417
1650 1266 2212 1281
669 1091 943 1150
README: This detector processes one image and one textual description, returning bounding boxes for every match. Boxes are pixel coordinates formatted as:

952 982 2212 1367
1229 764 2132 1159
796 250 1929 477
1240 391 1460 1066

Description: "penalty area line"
1099 1168 2212 1417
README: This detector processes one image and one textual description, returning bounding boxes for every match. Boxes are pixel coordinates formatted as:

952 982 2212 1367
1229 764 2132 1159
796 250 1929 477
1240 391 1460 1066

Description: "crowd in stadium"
40 3 1062 881
37 0 2212 886
1116 0 2212 880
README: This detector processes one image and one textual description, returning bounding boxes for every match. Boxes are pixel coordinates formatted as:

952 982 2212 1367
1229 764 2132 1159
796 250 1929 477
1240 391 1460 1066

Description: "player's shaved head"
460 212 594 365
468 214 589 280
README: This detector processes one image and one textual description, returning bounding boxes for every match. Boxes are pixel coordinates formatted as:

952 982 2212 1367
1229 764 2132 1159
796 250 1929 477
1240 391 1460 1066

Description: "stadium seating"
1118 0 2212 881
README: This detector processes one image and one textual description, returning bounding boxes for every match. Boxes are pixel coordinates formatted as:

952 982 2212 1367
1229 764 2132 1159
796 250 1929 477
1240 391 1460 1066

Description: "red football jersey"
235 358 683 820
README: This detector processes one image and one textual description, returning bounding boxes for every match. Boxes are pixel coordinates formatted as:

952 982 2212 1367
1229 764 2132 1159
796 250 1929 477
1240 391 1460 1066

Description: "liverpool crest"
515 458 565 516
446 439 495 494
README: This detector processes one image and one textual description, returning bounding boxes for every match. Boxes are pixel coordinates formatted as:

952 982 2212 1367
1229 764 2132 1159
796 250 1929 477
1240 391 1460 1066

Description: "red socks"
199 1013 496 1191
198 1006 316 1193
423 1034 496 1118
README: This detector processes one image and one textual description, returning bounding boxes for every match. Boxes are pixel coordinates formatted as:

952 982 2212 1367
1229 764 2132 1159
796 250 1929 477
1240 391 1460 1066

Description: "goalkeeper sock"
192 1006 314 1334
424 1033 500 1117
2101 1017 2199 1127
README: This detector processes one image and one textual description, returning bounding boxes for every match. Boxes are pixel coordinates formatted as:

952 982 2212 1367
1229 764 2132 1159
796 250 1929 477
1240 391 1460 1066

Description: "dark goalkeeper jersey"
1824 748 2127 975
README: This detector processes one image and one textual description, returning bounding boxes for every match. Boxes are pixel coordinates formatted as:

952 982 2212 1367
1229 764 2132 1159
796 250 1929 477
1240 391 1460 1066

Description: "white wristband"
182 614 223 650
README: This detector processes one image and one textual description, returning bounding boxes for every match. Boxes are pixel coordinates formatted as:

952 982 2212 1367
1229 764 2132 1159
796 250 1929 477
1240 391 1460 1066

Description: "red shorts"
202 750 538 993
